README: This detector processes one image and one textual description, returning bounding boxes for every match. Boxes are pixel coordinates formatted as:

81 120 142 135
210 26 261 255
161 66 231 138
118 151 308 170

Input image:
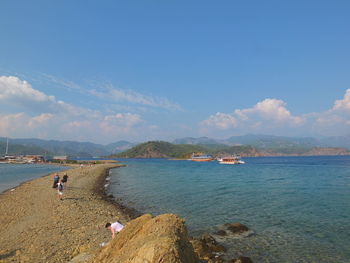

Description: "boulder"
224 223 249 234
214 230 227 236
190 233 226 262
190 239 212 260
200 233 226 253
92 214 200 263
229 256 254 263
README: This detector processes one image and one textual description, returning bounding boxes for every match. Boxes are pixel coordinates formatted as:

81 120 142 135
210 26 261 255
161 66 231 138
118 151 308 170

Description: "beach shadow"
63 197 85 201
64 186 81 190
0 250 16 260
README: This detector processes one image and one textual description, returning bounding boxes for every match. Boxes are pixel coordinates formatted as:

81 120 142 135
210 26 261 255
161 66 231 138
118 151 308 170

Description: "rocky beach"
0 162 255 263
0 163 133 262
0 163 234 263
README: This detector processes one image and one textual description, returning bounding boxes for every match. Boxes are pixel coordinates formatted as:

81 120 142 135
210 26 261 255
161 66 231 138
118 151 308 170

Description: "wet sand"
0 163 131 263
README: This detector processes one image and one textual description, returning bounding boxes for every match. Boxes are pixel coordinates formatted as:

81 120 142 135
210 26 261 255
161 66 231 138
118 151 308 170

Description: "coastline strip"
0 163 131 263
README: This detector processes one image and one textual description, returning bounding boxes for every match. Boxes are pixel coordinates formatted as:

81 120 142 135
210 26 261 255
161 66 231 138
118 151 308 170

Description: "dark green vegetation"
113 142 261 158
114 141 208 158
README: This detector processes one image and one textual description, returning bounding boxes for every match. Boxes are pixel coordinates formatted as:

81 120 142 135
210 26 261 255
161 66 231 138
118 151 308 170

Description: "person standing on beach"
105 221 124 239
62 173 68 186
57 180 64 200
53 173 60 188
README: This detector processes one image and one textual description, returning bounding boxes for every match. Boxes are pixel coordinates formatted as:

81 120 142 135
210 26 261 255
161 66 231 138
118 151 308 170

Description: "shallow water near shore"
0 163 67 193
108 156 350 263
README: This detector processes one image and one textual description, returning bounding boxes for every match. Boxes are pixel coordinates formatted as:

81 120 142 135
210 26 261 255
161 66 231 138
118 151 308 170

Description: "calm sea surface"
108 156 350 263
0 164 67 193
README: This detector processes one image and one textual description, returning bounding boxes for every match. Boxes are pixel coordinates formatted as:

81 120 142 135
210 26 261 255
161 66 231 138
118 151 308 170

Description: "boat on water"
189 153 214 162
218 155 245 164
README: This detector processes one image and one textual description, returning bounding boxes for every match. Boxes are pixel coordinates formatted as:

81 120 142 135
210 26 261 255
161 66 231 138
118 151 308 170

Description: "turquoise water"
108 156 350 263
0 164 67 193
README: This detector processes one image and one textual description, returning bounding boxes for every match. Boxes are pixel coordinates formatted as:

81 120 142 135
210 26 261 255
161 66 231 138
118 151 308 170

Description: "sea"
0 163 68 193
107 156 350 263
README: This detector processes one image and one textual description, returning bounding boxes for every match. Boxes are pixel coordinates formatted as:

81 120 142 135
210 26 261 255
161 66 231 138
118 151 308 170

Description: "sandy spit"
0 163 131 263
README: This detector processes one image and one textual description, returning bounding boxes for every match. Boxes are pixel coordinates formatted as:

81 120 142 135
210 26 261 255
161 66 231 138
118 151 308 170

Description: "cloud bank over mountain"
0 76 154 143
1 75 350 143
201 90 350 137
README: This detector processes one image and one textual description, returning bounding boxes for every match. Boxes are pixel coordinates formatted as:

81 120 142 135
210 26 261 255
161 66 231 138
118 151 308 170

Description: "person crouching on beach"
53 173 60 188
57 180 64 200
105 221 124 239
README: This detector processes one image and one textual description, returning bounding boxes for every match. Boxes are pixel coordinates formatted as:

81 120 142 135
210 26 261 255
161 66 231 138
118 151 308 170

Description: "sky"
0 0 350 144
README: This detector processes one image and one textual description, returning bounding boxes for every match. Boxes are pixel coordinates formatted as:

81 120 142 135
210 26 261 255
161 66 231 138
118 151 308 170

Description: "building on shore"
52 156 68 163
0 155 44 164
23 155 44 163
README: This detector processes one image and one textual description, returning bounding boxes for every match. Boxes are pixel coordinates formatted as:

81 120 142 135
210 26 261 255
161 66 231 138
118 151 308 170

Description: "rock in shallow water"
229 256 254 263
191 233 227 262
223 223 249 234
214 230 227 236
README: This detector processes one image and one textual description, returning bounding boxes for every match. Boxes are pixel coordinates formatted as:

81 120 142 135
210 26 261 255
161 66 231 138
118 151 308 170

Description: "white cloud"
103 113 142 125
201 98 304 135
201 112 238 130
0 113 26 135
0 76 101 118
332 88 350 112
0 76 56 109
40 73 83 92
27 113 54 128
235 99 304 125
100 113 143 135
306 89 350 136
0 112 54 137
0 76 151 142
90 85 182 110
37 74 182 111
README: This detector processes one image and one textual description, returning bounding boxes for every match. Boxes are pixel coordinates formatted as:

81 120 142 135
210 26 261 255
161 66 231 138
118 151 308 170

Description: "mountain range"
0 137 137 157
173 134 350 150
1 134 350 157
113 140 349 159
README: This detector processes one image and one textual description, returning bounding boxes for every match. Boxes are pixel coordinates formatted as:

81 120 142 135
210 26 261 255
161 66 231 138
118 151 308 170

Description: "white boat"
218 155 245 164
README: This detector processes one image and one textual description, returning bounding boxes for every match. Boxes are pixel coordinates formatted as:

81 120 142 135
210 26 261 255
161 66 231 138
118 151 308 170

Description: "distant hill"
0 138 108 157
105 141 139 154
113 141 208 158
319 135 350 149
173 137 221 145
302 147 350 156
174 134 350 151
0 141 49 156
114 141 350 158
2 134 350 158
226 134 320 148
211 145 263 157
0 138 136 157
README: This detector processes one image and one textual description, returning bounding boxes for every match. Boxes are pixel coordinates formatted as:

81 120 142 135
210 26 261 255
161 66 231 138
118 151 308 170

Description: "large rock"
229 256 254 263
222 223 249 235
190 234 226 263
92 214 200 263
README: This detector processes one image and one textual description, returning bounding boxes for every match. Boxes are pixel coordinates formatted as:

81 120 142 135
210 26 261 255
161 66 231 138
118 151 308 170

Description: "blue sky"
0 1 350 143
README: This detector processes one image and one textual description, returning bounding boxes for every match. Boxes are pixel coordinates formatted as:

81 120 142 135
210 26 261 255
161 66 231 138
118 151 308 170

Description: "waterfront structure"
53 156 68 161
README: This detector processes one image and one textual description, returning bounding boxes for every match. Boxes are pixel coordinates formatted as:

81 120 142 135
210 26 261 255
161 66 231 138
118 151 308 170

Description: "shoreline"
0 164 70 195
95 164 142 220
0 163 133 263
